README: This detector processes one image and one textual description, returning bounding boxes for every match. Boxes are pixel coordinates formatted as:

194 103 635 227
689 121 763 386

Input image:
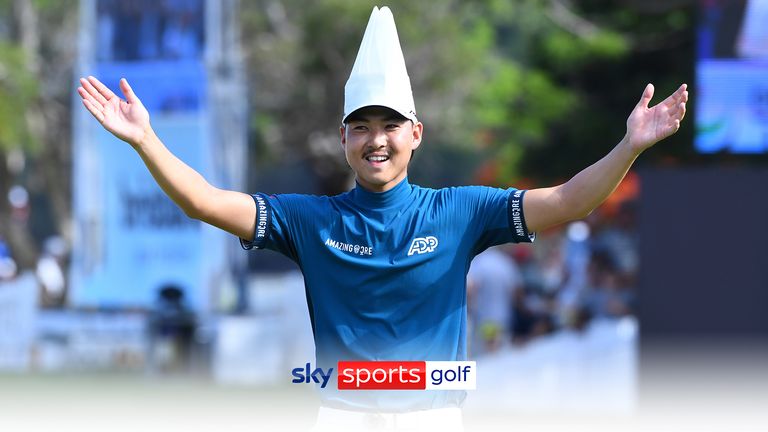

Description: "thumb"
119 78 140 104
637 83 654 109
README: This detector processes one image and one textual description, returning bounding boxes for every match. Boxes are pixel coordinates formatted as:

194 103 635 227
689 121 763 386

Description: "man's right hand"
78 76 151 147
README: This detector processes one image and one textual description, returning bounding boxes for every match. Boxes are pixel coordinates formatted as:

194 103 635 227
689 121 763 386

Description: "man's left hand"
624 83 688 154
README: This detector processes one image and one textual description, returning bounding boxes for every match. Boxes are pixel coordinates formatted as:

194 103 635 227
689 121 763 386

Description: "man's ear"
339 125 346 150
411 121 423 151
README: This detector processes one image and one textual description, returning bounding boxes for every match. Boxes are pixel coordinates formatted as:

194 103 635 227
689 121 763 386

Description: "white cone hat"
343 6 417 123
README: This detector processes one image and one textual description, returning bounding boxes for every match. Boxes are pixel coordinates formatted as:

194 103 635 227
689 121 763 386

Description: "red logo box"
337 361 427 390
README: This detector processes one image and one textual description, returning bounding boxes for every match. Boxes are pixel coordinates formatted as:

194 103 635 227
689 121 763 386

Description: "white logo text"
325 238 373 256
407 236 439 256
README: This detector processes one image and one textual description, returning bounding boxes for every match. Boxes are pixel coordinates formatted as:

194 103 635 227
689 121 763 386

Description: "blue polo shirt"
241 177 534 411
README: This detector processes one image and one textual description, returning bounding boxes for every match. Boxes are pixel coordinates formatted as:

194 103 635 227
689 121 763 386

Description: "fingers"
77 85 101 109
119 78 140 104
79 76 141 105
638 83 654 109
668 84 688 121
676 88 688 121
87 75 117 100
665 99 686 136
679 100 687 122
77 86 108 126
664 100 686 127
80 77 109 106
77 77 109 123
81 98 105 123
673 83 688 105
674 84 688 103
661 83 689 112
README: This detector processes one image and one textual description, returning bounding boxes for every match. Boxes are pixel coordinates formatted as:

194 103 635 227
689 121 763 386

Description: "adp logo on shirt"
407 236 439 256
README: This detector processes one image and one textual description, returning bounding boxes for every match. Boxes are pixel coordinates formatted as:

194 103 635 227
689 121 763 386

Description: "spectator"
36 236 68 307
583 249 635 319
509 286 555 345
97 0 116 61
161 13 200 59
138 0 162 59
0 237 17 281
467 246 522 354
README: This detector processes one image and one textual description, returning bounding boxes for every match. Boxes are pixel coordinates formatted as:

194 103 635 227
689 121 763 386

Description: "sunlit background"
0 0 766 431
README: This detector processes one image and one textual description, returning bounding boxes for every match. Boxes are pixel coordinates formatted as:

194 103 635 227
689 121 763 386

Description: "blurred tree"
0 0 694 268
241 0 514 193
520 0 695 184
0 0 77 268
240 0 693 193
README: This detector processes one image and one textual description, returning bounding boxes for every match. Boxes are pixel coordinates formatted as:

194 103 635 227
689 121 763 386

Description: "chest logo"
407 236 439 256
324 237 373 256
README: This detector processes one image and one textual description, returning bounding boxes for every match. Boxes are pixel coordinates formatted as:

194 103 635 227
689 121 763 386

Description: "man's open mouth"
365 155 390 162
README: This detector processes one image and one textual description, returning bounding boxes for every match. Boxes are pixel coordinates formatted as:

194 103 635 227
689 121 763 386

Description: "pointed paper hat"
343 6 417 123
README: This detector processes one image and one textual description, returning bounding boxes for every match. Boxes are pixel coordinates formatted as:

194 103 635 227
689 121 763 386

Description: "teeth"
366 155 389 162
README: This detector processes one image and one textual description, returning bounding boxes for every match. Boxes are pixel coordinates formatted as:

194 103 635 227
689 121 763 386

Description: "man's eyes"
350 123 402 131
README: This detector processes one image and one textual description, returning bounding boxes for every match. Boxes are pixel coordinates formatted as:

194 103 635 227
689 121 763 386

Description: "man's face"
340 106 423 193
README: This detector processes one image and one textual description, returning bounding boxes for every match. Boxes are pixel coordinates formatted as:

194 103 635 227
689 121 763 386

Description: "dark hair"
344 105 409 124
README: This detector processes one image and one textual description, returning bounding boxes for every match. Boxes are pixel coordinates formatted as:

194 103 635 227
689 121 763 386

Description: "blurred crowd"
0 168 641 370
0 234 67 307
96 0 204 62
0 180 68 308
467 190 639 357
0 188 641 355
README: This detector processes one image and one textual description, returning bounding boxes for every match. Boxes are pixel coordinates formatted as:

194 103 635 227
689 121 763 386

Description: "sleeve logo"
407 236 439 256
240 193 272 250
254 194 269 241
507 189 535 243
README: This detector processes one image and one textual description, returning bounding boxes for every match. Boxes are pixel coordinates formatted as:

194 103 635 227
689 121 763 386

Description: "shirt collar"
351 177 413 209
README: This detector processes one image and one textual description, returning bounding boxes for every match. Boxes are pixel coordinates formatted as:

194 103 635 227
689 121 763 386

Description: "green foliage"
543 29 627 71
240 0 693 190
0 42 39 152
0 0 71 154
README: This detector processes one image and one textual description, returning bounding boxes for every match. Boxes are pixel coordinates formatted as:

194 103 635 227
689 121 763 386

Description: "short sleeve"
450 186 535 254
239 193 307 262
239 193 272 250
507 189 536 244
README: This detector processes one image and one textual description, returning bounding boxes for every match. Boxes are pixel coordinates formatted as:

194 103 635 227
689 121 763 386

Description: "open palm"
77 76 150 146
625 83 688 153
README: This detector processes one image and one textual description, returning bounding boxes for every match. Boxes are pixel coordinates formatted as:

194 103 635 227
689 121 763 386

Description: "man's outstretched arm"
523 83 688 233
77 76 256 240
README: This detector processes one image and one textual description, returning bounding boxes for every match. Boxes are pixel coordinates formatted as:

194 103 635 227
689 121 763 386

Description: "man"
78 5 687 430
467 246 522 354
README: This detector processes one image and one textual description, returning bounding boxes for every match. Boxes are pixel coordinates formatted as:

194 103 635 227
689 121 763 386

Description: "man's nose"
371 128 387 147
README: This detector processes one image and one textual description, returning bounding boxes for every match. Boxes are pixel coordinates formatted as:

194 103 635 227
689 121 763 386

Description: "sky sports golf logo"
291 362 334 388
292 361 476 390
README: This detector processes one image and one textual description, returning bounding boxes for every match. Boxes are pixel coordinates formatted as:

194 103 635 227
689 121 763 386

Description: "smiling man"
77 5 687 431
342 106 422 192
